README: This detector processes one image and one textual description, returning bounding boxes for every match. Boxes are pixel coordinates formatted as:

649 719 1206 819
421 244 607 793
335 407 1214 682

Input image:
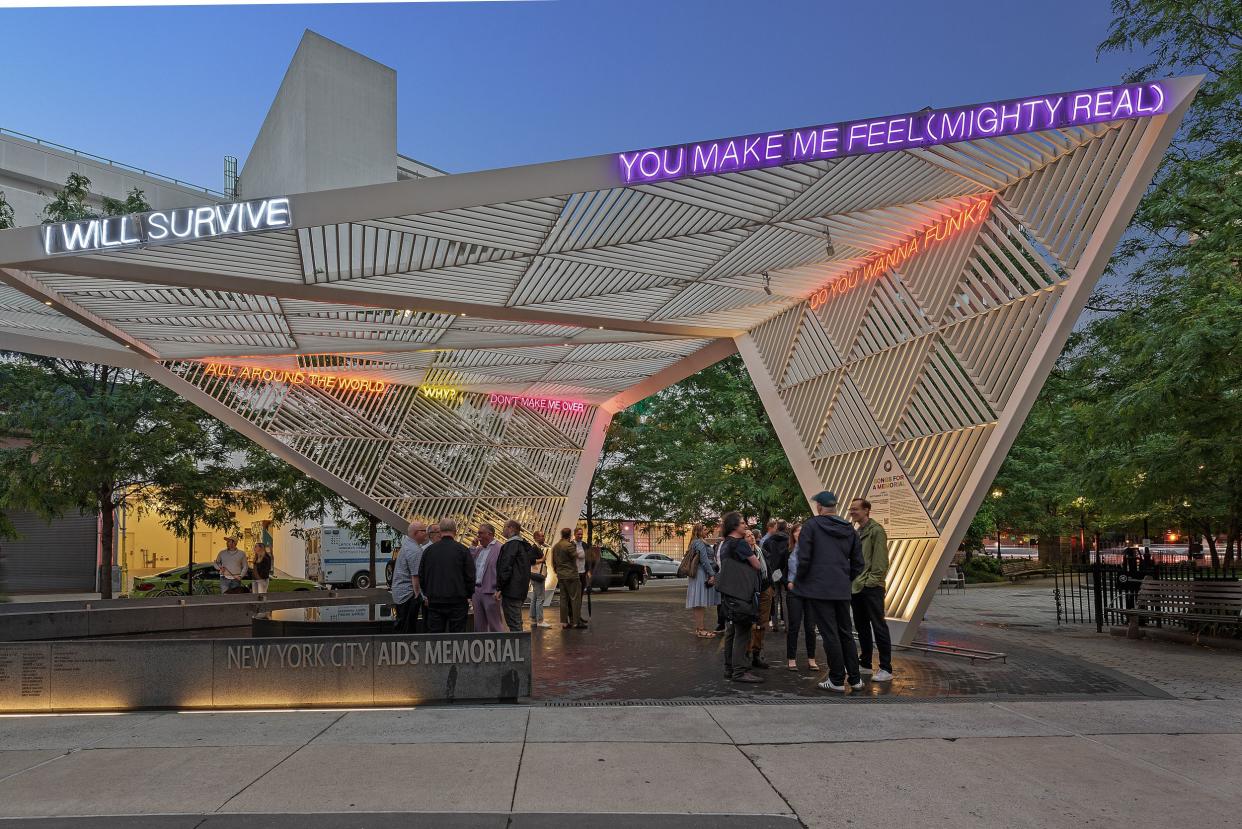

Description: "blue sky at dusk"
1 1 1144 193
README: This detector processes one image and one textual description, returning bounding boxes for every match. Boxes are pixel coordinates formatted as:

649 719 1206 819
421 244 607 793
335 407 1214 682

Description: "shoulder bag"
677 543 700 578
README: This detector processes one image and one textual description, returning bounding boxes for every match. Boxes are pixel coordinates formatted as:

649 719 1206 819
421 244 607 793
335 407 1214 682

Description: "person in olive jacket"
494 519 532 632
551 528 585 628
848 497 894 682
792 491 864 692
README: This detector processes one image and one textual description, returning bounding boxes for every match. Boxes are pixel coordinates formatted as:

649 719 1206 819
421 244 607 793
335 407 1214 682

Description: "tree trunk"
186 517 195 597
368 515 377 588
1037 535 1065 567
1205 519 1220 568
98 489 115 600
585 471 595 545
1225 513 1238 567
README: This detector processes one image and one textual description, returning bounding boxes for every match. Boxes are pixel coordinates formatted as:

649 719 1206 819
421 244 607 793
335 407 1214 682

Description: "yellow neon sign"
202 362 388 394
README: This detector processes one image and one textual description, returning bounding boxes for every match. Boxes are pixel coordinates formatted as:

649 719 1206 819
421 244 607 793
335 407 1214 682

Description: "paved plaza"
1 581 1241 827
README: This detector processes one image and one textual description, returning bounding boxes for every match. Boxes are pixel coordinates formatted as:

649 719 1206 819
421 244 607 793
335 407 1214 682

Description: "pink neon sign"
489 393 587 414
808 195 993 310
618 82 1168 185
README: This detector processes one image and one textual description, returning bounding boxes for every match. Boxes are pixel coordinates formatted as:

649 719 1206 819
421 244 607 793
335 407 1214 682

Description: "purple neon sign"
617 81 1169 185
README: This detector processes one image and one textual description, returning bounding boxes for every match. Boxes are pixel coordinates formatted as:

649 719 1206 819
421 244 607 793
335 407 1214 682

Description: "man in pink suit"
471 523 506 632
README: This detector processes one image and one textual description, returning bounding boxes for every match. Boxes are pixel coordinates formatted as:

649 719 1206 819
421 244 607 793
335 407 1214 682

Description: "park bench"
1113 577 1242 641
1001 559 1050 581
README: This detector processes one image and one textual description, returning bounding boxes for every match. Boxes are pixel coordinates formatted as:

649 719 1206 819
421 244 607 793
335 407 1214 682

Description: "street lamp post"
991 489 1003 565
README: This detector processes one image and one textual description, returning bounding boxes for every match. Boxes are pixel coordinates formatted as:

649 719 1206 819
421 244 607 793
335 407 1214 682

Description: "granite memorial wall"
0 632 531 712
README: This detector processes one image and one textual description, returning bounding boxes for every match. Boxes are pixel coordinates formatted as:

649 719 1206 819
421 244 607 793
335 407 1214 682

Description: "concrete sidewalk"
3 699 1241 827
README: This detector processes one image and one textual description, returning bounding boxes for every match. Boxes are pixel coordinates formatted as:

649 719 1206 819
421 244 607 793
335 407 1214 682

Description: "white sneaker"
850 680 865 691
859 667 874 676
536 622 552 629
872 669 894 682
817 678 847 693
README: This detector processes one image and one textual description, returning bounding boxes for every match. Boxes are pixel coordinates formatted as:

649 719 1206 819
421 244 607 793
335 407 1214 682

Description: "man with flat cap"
791 491 865 693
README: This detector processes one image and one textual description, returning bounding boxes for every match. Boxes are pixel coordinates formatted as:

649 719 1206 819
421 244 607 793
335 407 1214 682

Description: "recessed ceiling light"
43 300 52 306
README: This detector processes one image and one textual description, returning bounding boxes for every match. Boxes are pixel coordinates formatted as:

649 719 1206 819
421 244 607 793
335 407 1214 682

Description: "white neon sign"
41 197 292 256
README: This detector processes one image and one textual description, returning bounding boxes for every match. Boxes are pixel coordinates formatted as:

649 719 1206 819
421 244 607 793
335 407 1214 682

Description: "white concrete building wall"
0 131 223 228
240 30 398 198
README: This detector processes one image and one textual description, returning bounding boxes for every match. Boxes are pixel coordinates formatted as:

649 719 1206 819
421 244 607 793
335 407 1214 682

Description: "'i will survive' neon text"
42 197 292 256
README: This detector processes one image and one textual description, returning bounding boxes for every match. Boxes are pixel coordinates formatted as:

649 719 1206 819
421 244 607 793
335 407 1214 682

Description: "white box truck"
304 527 393 589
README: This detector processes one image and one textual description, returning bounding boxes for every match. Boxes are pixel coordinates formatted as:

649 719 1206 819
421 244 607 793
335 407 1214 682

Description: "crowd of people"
685 491 894 691
388 519 599 634
384 490 893 694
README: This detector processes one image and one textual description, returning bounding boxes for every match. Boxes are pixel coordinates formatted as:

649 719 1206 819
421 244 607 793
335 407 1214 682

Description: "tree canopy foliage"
989 1 1242 562
590 355 808 529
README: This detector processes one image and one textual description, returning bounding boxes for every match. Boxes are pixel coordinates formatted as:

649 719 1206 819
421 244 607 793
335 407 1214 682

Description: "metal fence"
1053 561 1241 631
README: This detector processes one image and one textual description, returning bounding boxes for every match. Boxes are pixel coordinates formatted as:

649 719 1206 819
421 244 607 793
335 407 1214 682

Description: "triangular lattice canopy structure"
0 77 1198 640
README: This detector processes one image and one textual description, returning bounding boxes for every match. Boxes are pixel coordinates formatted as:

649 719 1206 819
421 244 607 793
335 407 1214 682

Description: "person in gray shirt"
214 537 248 594
391 521 428 633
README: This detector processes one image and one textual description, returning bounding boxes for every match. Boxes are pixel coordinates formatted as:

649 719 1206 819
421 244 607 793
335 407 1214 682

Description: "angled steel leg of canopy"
733 77 1199 646
735 331 824 506
894 78 1202 645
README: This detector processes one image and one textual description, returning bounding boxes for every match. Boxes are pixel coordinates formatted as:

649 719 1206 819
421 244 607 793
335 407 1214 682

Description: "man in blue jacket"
792 491 865 692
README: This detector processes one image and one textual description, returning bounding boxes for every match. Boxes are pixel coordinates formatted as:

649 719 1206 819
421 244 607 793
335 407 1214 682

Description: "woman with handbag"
683 523 719 638
716 511 763 684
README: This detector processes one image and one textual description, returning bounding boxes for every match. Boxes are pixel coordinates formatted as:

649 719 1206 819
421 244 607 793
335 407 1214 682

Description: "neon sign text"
42 197 292 256
419 386 462 404
489 393 586 414
618 82 1168 184
203 362 387 394
808 195 993 310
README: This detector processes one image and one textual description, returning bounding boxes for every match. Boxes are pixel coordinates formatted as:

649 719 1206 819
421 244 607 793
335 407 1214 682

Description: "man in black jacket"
792 491 865 693
494 519 531 632
762 521 791 633
417 518 475 633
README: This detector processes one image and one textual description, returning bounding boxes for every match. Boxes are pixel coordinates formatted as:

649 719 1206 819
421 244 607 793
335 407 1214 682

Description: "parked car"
630 553 681 578
131 565 322 597
589 546 648 591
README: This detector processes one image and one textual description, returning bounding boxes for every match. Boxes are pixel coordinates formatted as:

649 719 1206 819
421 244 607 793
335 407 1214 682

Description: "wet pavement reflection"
531 584 1165 703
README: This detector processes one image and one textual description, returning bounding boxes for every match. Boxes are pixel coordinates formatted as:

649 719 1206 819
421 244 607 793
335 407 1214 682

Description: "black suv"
589 546 648 592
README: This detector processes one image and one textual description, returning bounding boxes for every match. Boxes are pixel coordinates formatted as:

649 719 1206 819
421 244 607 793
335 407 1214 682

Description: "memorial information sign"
865 447 938 539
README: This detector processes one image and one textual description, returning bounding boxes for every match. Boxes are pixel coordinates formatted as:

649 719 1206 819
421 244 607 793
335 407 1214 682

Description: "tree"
38 171 149 225
977 2 1241 561
0 190 14 230
0 361 218 598
152 420 249 595
0 176 161 598
40 172 94 223
591 355 808 529
235 441 347 536
1092 1 1242 563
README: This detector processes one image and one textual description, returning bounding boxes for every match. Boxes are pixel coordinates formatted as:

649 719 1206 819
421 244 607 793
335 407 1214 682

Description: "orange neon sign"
202 362 388 394
808 194 994 310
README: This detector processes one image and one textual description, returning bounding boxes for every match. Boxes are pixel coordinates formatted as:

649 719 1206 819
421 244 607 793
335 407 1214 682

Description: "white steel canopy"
0 76 1199 640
